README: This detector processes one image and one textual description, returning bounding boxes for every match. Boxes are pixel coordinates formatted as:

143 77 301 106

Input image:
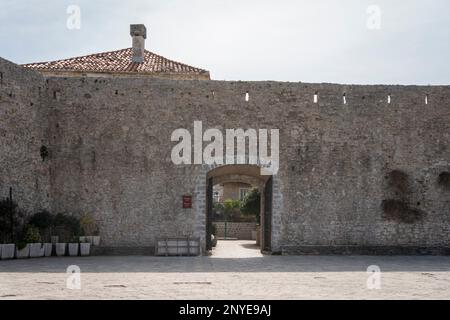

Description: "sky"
0 0 449 84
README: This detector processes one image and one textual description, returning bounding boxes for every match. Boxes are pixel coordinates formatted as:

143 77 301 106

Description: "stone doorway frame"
196 164 282 255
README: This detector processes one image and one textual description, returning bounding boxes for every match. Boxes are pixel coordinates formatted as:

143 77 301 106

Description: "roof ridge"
144 49 207 73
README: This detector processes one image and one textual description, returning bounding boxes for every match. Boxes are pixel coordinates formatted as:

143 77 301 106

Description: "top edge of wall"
1 57 450 89
42 76 450 90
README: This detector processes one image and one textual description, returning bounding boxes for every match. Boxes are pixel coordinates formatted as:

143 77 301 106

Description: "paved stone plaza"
0 241 449 300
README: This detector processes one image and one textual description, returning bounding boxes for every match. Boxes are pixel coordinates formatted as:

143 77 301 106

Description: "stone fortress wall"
0 58 50 214
1 57 449 254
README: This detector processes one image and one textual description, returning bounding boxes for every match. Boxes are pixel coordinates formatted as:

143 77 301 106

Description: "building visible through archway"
205 165 273 254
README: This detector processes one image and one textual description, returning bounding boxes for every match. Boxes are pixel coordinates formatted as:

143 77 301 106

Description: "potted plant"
62 214 82 257
80 213 100 246
28 210 54 257
68 236 79 257
51 236 59 244
1 243 15 260
15 242 30 259
55 242 66 256
53 213 70 256
26 226 44 258
92 232 100 246
50 235 59 256
53 213 81 256
30 243 44 258
79 238 91 256
44 242 53 257
0 198 23 259
16 224 42 259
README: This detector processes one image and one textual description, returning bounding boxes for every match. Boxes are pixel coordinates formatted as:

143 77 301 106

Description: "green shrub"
240 188 261 222
0 198 25 243
16 225 41 250
29 210 54 242
222 199 241 221
52 213 81 242
23 225 42 243
80 213 98 236
17 241 28 250
29 210 54 229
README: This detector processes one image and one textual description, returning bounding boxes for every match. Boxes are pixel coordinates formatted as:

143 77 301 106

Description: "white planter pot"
1 244 15 260
16 244 30 259
55 243 66 256
80 243 91 256
44 243 53 257
68 243 79 256
29 243 45 258
92 236 100 246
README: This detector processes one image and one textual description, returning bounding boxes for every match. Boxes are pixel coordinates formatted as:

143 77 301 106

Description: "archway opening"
206 165 273 255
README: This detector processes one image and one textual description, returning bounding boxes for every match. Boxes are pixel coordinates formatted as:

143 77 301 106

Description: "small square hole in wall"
388 94 391 104
53 91 61 100
425 94 429 105
313 92 318 103
343 93 347 104
245 92 249 102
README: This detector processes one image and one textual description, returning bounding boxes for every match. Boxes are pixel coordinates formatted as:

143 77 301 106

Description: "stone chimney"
130 24 147 63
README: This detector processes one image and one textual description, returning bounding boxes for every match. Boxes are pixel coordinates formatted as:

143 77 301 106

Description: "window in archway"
239 188 250 201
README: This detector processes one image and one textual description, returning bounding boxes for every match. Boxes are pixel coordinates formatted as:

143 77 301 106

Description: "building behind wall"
213 183 252 203
22 24 210 80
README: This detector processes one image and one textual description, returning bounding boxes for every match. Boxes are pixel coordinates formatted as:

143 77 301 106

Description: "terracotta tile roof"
21 48 209 76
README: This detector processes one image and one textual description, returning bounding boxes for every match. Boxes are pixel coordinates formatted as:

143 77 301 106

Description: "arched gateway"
204 165 278 254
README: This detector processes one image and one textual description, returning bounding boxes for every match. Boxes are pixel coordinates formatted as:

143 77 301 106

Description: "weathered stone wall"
1 58 450 253
0 58 50 213
214 222 257 240
33 70 211 81
44 77 450 252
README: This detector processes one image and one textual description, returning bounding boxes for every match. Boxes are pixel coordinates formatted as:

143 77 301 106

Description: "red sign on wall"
182 195 192 209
